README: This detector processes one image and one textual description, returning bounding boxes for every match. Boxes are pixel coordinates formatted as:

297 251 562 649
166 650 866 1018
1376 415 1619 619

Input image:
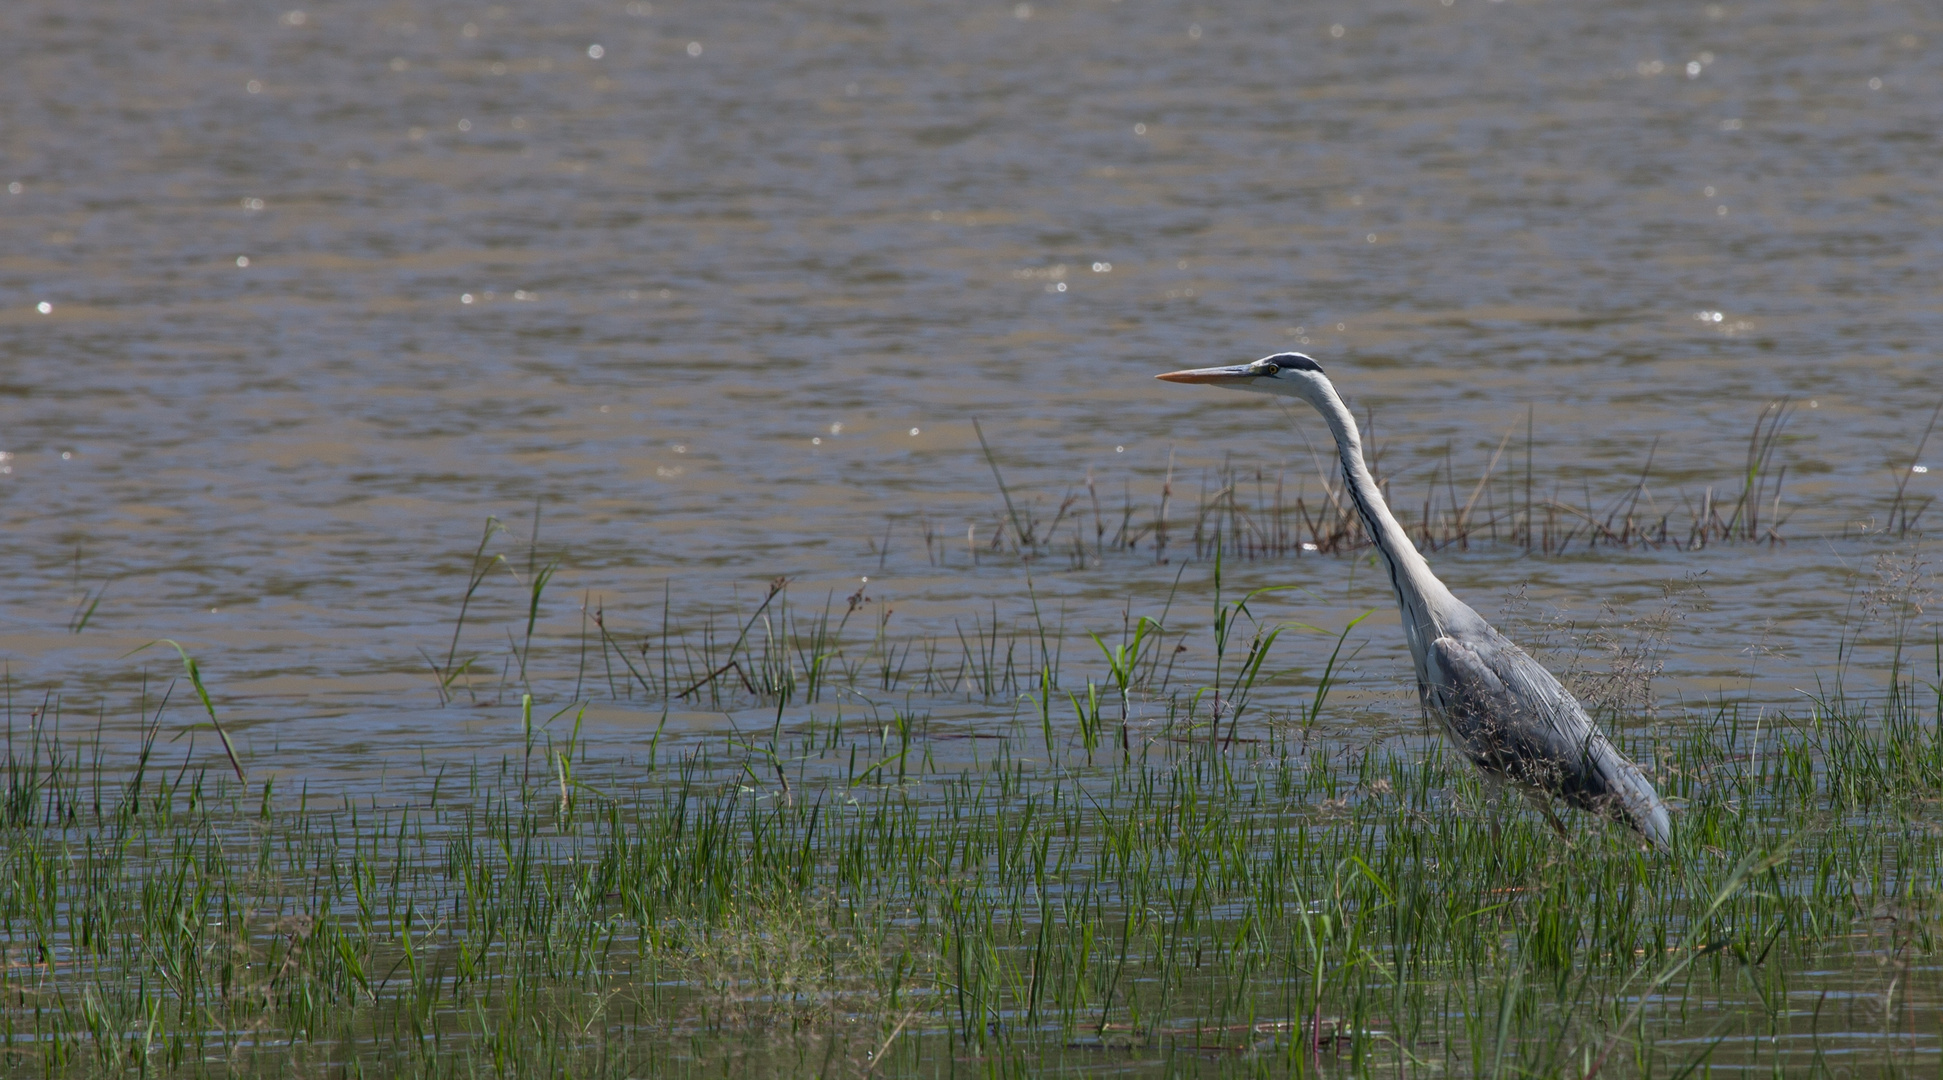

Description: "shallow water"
2 1 1939 774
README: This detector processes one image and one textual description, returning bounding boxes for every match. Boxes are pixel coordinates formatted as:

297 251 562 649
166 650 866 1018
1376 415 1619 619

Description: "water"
2 2 1942 1072
3 0 1938 741
5 0 1940 759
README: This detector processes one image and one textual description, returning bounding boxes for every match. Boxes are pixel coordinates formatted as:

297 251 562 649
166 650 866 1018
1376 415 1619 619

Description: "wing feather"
1428 633 1671 848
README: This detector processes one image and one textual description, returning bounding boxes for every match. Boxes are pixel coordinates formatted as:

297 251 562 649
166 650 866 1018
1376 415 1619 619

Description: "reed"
422 517 508 706
1884 400 1941 538
64 548 106 635
941 401 1925 569
5 562 1941 1077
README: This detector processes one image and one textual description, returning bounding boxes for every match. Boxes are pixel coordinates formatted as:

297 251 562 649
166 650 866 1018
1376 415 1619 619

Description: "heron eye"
1257 364 1279 376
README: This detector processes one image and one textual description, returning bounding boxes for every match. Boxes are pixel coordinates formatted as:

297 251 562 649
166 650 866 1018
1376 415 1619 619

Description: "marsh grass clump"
12 516 1943 1076
954 400 1840 571
418 393 1943 717
5 619 1943 1077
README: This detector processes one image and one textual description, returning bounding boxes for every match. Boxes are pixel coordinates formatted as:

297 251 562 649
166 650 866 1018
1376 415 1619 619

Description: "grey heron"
1157 353 1672 850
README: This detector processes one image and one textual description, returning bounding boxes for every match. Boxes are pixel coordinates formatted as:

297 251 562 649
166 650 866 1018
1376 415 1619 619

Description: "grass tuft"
6 559 1943 1076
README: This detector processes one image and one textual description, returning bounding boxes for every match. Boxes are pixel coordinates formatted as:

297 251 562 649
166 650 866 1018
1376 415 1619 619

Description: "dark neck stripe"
1339 448 1410 612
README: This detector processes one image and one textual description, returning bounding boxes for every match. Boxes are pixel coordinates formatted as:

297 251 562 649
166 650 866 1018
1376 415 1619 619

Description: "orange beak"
1154 364 1260 384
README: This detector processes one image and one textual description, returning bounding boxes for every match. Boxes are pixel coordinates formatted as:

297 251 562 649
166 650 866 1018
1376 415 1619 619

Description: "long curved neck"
1306 378 1459 650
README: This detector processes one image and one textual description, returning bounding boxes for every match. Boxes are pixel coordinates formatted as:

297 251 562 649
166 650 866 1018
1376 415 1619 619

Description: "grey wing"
1427 633 1671 848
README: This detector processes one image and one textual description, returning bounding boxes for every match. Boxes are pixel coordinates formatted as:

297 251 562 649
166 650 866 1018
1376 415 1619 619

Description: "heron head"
1154 353 1329 403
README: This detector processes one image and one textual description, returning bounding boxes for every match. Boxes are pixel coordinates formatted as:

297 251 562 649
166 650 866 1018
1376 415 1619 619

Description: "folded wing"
1427 633 1672 849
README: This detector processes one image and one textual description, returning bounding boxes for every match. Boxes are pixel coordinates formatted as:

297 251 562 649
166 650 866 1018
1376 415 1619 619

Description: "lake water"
1 0 1939 769
5 3 1943 1076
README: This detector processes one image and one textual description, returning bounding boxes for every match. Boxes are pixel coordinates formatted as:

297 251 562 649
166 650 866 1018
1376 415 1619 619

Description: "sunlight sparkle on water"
36 302 52 314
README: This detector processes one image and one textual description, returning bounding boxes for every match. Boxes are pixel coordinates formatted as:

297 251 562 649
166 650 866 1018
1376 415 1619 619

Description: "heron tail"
1584 736 1672 851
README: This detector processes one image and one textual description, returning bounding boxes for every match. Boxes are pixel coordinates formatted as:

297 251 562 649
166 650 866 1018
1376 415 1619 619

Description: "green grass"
5 587 1942 1077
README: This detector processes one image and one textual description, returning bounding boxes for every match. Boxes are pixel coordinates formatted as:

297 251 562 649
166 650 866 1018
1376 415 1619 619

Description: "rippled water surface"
4 1 1943 1075
2 0 1939 755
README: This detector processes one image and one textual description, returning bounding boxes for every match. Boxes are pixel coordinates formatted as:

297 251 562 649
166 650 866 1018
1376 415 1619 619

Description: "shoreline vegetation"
411 394 1934 717
7 540 1942 1077
4 401 1939 1077
929 399 1932 569
2 615 1940 1076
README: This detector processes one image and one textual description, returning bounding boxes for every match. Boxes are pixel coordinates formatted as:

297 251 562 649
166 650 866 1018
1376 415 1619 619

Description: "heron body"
1157 353 1672 849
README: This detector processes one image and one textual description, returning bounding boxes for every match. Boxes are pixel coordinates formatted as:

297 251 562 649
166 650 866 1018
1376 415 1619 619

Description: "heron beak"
1154 364 1259 384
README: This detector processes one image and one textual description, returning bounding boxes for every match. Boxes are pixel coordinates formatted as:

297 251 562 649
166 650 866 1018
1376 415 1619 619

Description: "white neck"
1305 378 1461 656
